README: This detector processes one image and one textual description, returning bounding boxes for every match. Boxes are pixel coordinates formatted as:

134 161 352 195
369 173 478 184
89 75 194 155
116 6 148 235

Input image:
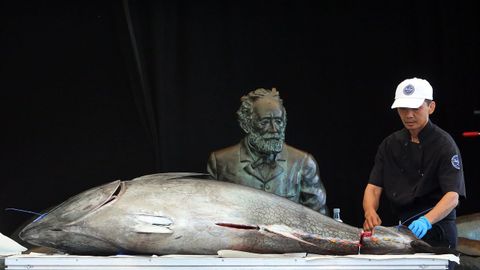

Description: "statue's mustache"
259 132 284 140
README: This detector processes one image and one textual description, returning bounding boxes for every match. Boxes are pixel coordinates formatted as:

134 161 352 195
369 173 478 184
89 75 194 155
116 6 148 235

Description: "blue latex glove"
408 216 432 239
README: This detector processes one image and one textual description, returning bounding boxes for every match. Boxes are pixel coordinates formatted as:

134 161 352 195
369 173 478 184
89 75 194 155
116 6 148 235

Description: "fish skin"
360 226 417 254
20 173 425 255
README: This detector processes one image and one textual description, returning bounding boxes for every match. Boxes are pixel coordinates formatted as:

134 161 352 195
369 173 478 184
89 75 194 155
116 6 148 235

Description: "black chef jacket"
369 120 466 225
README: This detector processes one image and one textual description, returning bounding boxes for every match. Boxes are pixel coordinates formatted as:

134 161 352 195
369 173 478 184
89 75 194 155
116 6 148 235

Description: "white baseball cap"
391 77 433 109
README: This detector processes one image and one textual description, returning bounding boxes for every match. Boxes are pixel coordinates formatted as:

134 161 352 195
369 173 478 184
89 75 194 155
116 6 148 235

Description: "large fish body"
20 173 423 255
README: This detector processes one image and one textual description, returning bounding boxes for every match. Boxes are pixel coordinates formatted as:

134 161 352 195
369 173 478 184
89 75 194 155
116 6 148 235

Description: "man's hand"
363 210 382 231
408 216 432 238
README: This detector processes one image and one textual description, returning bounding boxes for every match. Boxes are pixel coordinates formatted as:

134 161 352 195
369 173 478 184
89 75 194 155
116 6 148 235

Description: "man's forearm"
424 191 459 224
363 184 381 213
362 184 383 230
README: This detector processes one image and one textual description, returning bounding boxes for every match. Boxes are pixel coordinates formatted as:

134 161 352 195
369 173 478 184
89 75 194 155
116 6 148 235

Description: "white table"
4 252 458 270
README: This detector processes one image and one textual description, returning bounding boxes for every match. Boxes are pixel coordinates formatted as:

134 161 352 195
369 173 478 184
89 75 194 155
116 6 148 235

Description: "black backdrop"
1 0 479 237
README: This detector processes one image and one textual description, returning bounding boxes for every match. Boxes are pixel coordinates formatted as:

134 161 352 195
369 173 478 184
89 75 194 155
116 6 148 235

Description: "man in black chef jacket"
362 77 466 250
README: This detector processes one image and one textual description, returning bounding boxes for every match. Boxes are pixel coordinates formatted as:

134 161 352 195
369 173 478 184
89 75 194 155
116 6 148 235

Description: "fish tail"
410 240 460 256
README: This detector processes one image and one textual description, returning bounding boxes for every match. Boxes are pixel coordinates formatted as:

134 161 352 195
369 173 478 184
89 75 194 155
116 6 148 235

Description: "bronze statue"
207 88 328 215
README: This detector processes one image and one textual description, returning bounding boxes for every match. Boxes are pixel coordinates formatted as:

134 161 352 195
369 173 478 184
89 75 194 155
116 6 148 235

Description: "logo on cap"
451 154 461 170
403 84 415 96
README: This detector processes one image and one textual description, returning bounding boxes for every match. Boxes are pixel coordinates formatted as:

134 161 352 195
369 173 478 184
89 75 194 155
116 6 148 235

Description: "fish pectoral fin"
133 214 173 234
261 224 317 247
133 224 173 234
135 214 173 226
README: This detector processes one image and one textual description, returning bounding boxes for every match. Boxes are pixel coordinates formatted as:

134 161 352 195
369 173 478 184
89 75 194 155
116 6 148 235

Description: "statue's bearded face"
248 129 285 155
247 98 286 155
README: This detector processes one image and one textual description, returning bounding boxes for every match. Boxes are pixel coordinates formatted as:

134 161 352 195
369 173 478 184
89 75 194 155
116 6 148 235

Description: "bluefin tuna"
19 173 441 255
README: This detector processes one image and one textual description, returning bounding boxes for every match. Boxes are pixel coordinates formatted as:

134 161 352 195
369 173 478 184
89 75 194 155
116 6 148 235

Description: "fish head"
19 180 124 254
18 218 120 254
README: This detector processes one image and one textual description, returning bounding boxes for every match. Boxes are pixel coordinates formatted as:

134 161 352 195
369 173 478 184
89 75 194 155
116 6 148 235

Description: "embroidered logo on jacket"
451 154 461 170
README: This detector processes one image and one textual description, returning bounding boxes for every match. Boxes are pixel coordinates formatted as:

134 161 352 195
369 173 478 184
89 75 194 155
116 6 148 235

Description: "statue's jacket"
207 139 328 215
